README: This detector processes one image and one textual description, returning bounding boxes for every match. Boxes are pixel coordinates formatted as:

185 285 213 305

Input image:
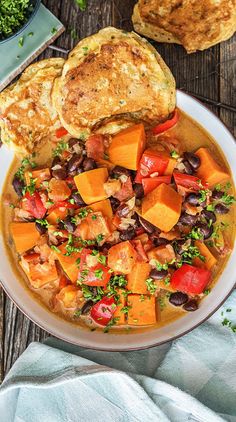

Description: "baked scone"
0 58 65 154
132 0 236 53
52 27 176 138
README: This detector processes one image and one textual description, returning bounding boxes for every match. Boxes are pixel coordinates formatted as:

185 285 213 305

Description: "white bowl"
1 90 236 350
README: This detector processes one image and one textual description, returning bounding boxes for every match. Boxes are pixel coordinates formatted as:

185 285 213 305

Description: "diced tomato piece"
91 296 116 326
86 134 105 161
152 109 179 135
173 172 207 191
23 253 40 263
113 176 134 202
78 249 111 287
170 264 211 295
56 127 68 138
22 191 46 219
131 239 148 262
142 175 171 195
135 149 169 183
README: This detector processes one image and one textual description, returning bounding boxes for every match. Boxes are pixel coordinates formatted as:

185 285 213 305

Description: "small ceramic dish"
0 0 41 45
0 90 236 350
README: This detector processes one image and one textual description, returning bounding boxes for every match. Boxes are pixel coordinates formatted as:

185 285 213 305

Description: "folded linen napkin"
0 291 236 422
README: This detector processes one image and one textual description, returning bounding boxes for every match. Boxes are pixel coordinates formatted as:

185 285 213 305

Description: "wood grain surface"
0 0 235 381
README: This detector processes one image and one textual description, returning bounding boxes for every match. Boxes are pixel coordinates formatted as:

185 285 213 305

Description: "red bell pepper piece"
142 175 171 195
91 296 117 326
23 191 46 219
173 172 206 191
135 149 169 183
78 249 111 287
170 264 211 295
55 127 68 138
152 109 179 135
49 200 78 212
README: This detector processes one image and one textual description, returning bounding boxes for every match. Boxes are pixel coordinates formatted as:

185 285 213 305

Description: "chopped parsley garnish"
50 245 61 253
180 245 205 265
18 36 24 47
198 189 209 203
203 288 211 295
94 269 103 279
52 141 69 157
103 317 120 333
15 156 37 181
74 309 82 317
51 27 57 34
120 305 132 314
75 0 87 11
170 150 179 159
22 177 36 195
35 219 49 227
64 234 82 256
96 233 104 244
70 27 77 40
187 227 204 240
146 277 157 295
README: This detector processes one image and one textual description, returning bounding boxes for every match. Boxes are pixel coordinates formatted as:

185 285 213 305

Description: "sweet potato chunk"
195 148 229 187
47 207 68 225
142 183 182 232
164 157 177 175
148 244 176 264
114 289 126 325
108 241 137 274
48 178 71 202
194 241 217 270
10 222 40 254
20 260 58 289
127 262 151 294
78 211 111 241
74 168 108 204
55 242 80 283
25 168 51 189
127 295 156 325
108 124 146 170
87 199 113 221
56 285 84 310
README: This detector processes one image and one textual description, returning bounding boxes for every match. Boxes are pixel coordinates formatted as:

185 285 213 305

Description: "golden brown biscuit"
132 1 236 53
0 58 65 154
52 27 176 138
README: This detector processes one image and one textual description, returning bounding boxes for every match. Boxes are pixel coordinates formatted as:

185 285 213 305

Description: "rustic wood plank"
1 0 235 381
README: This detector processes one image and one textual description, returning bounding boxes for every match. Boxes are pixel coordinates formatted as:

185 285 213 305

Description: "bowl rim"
0 0 41 45
1 89 236 351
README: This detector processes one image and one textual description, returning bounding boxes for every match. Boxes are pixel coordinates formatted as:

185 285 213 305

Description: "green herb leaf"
75 0 87 11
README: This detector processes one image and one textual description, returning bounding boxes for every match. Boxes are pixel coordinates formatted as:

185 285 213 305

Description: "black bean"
116 204 130 218
174 240 186 255
183 152 201 170
138 215 156 234
110 196 120 212
215 203 229 215
150 268 168 280
151 236 169 247
35 222 47 235
119 227 136 241
133 183 144 199
52 168 67 180
82 157 97 171
112 166 131 178
12 175 25 197
185 193 200 206
212 189 224 200
71 191 86 206
183 300 198 312
201 209 216 223
132 212 141 229
67 154 83 173
179 212 197 226
69 138 82 148
183 161 194 175
196 222 213 239
169 292 188 306
63 216 76 233
51 156 62 168
80 300 93 315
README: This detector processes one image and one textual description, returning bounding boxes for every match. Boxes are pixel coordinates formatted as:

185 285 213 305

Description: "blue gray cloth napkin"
0 291 236 422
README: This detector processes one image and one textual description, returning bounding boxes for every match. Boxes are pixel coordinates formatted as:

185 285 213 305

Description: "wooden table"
0 0 235 381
